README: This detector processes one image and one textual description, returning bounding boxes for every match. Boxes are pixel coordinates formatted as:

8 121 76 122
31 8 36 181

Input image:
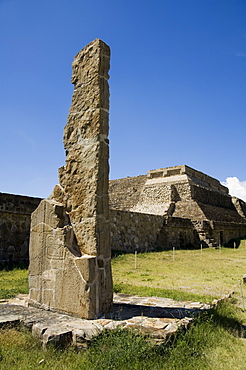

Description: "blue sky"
1 0 246 199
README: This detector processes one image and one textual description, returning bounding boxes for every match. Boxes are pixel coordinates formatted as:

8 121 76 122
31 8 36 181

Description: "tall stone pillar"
28 39 113 319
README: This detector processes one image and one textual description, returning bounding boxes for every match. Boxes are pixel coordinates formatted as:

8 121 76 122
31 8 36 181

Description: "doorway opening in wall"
219 231 224 246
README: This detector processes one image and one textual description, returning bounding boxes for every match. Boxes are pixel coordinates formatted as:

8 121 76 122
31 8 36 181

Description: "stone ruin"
1 39 246 277
109 165 246 252
28 39 113 319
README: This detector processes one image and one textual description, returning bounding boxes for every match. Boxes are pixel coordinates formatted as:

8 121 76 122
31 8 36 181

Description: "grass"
1 239 246 302
114 283 215 303
1 238 246 368
0 268 28 299
1 301 246 369
112 239 246 302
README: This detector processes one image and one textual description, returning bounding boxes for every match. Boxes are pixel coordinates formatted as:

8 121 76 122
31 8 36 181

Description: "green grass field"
112 240 246 303
1 239 246 369
0 268 28 299
1 240 246 302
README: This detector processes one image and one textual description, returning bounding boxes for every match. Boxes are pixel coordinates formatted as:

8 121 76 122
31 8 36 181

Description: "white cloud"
222 177 246 202
235 52 246 57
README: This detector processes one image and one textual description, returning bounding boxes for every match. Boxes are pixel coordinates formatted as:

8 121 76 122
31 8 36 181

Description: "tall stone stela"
28 39 113 319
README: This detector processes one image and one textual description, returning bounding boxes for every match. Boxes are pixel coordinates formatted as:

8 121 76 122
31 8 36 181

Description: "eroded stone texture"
29 39 113 319
0 193 41 265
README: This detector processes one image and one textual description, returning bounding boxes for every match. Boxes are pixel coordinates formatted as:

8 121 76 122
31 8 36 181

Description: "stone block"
28 39 112 319
42 326 73 348
0 315 20 328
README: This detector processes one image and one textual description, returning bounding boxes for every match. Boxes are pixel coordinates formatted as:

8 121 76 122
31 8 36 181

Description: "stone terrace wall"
109 175 146 210
191 184 234 209
148 165 228 194
130 183 173 215
110 211 201 252
197 203 246 223
170 183 246 224
110 209 164 252
0 193 41 264
157 217 200 249
110 210 246 252
232 197 246 218
211 221 246 245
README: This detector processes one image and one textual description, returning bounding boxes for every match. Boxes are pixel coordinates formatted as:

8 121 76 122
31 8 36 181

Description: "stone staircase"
202 238 218 248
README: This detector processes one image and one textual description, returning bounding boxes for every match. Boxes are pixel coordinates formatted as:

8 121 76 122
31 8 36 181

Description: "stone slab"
0 293 209 347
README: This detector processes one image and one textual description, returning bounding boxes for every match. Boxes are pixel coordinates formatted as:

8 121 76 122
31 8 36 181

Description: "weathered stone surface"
110 209 164 253
0 193 41 265
0 315 21 328
0 293 210 347
29 39 112 319
42 326 73 348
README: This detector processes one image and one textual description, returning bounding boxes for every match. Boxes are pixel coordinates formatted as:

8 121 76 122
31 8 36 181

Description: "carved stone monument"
28 39 113 319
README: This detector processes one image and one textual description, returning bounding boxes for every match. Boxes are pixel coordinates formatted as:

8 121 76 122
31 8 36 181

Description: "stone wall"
109 175 146 211
110 210 246 252
211 221 246 246
232 197 246 218
191 184 234 209
157 217 200 249
0 193 41 265
130 183 173 215
110 209 164 252
110 212 207 252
